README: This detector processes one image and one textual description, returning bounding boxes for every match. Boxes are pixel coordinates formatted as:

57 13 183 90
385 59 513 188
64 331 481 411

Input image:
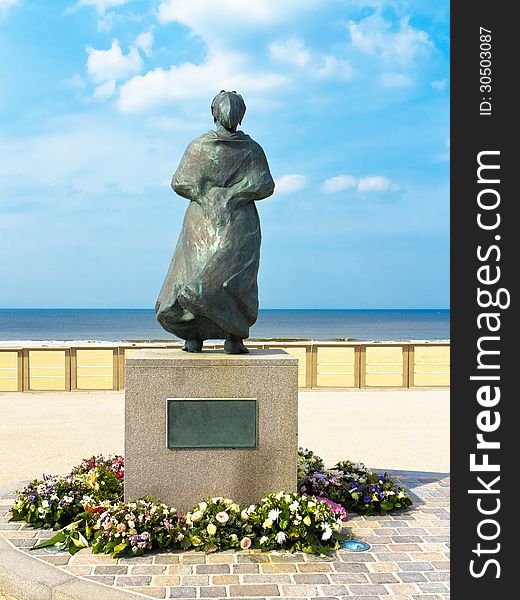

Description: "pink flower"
240 536 252 550
116 523 126 533
216 511 229 524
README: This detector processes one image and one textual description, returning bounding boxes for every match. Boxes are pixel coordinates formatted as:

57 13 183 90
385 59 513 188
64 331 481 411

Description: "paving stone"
317 584 348 596
116 574 153 586
417 582 450 593
386 582 420 595
155 554 181 564
367 572 399 584
338 552 375 562
426 571 450 582
293 573 330 584
199 585 228 597
297 561 333 572
213 574 240 585
397 560 435 571
269 554 304 563
131 565 167 575
182 574 210 585
181 555 207 564
167 564 193 575
233 563 260 574
38 554 71 566
330 573 369 584
93 565 128 575
261 563 297 573
207 553 237 563
347 584 389 595
230 584 280 596
397 571 428 582
196 563 231 574
280 584 317 597
237 554 270 563
333 562 369 572
169 586 198 598
152 575 181 586
244 574 293 584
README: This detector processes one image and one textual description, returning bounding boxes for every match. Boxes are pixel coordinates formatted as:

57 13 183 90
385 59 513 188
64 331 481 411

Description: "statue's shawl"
156 129 275 340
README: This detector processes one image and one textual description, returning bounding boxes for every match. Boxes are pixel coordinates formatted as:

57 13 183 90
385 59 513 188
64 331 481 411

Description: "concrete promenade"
0 390 449 485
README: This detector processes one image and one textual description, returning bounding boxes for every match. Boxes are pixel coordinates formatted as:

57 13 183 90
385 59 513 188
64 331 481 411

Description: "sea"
0 309 449 342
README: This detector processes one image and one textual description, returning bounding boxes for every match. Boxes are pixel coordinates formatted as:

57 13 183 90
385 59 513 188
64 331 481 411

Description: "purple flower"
363 495 371 503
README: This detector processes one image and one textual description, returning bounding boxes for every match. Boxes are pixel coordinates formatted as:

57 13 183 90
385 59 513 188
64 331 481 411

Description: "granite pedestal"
124 348 298 513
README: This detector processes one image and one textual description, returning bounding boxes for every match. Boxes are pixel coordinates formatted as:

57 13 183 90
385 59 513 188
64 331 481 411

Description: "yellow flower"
191 536 202 546
303 515 312 526
207 523 217 536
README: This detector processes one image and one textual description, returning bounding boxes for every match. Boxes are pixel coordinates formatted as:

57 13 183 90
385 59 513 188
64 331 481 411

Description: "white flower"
397 490 405 499
263 519 273 529
127 520 135 529
284 494 291 502
275 531 287 545
259 535 269 545
289 501 300 512
216 511 229 523
247 504 256 513
41 500 50 508
207 523 217 536
241 510 249 521
191 511 203 522
321 525 333 541
275 492 284 500
198 502 207 511
268 508 281 522
230 503 240 513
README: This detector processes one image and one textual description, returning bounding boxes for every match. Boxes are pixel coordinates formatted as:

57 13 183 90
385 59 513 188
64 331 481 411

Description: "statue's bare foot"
182 339 203 353
224 338 249 354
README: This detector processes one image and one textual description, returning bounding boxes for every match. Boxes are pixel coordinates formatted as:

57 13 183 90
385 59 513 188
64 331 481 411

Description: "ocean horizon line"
0 307 450 311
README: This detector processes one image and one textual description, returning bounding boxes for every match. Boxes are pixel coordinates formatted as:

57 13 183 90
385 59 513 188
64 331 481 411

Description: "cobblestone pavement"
0 472 449 599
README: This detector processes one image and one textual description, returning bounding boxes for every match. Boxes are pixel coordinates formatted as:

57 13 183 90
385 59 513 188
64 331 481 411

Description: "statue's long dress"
156 128 275 341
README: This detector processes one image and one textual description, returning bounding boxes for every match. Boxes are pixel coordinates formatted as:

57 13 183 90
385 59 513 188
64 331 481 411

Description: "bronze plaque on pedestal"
166 398 257 448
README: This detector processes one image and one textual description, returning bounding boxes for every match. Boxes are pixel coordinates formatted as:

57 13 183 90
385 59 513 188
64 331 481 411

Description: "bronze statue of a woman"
155 91 275 353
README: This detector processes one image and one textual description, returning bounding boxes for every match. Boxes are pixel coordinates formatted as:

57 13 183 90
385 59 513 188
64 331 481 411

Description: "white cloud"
0 0 19 14
74 0 128 15
323 174 399 194
323 175 357 193
92 78 116 100
348 14 432 68
269 38 310 67
357 175 398 193
118 51 285 113
86 39 143 84
431 79 447 90
269 38 355 80
379 72 412 87
135 31 153 57
274 174 307 194
315 55 355 79
158 0 317 39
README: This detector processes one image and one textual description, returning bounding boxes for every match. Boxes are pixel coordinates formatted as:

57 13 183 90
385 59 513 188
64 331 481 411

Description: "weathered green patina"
166 398 257 448
156 91 275 354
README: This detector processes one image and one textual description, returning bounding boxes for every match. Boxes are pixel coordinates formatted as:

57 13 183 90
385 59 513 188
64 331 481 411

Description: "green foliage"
297 447 325 480
299 463 413 516
180 497 252 552
246 492 348 556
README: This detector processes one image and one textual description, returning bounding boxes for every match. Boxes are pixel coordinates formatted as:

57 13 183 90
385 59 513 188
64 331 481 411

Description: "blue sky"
0 0 449 309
